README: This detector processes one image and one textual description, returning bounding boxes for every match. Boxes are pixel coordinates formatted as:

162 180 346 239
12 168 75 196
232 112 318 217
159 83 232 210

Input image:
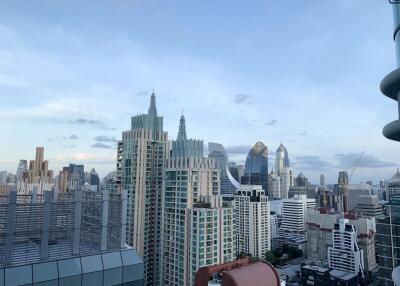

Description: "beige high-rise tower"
119 93 168 286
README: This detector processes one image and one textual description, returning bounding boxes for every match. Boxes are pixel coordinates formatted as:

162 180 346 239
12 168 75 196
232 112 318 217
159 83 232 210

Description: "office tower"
55 167 69 193
306 209 377 277
16 147 54 195
236 165 245 183
275 143 290 176
376 195 400 286
0 171 7 184
16 160 27 182
295 172 309 187
336 171 349 213
289 185 318 199
387 169 400 200
270 214 280 240
268 169 281 199
242 142 269 195
280 167 290 199
208 142 237 197
320 174 326 186
163 116 235 286
355 195 384 219
0 188 144 286
328 219 364 276
89 168 100 191
228 162 239 182
25 147 54 184
234 185 271 259
318 186 340 210
120 93 168 286
281 194 314 233
68 164 85 183
344 183 373 212
290 169 295 187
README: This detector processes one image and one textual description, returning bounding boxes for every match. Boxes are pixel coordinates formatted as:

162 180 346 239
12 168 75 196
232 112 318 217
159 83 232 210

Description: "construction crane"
349 151 365 181
339 151 364 216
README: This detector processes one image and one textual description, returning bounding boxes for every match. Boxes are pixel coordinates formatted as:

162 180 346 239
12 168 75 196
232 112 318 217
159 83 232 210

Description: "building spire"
148 91 157 117
177 114 187 140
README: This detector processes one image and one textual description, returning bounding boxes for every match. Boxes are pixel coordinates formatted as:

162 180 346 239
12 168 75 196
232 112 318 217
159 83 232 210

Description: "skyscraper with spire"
120 92 168 286
163 115 235 286
275 142 290 175
172 114 203 158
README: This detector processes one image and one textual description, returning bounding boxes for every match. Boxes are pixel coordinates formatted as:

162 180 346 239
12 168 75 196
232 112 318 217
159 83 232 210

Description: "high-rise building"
328 219 364 276
89 168 100 191
355 195 384 219
318 186 340 211
289 185 318 199
281 194 314 233
242 142 269 195
68 163 85 184
208 142 237 197
163 116 235 286
306 209 377 277
268 169 281 199
228 162 239 182
16 147 54 195
295 172 309 187
0 188 144 286
15 160 27 182
386 169 400 199
320 174 326 186
275 143 290 176
234 185 271 259
376 195 400 286
236 165 245 183
119 93 168 286
335 171 350 213
347 183 374 212
0 171 7 185
25 147 54 184
280 167 290 200
378 2 400 284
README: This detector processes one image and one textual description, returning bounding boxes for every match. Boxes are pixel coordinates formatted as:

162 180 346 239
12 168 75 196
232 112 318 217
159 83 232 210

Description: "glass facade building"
208 142 237 198
376 195 400 286
241 142 269 195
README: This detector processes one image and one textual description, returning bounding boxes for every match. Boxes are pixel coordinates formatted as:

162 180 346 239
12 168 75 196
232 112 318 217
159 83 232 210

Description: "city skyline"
0 0 398 184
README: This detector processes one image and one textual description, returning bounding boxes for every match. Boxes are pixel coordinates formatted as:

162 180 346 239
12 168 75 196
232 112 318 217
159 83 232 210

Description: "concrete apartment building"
119 93 168 286
234 185 271 259
306 209 377 276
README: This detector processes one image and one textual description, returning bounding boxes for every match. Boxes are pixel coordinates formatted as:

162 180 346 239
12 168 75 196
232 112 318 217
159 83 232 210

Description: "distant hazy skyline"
0 0 399 184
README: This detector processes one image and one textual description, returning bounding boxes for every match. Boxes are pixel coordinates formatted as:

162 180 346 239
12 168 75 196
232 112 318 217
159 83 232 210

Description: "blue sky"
0 0 399 184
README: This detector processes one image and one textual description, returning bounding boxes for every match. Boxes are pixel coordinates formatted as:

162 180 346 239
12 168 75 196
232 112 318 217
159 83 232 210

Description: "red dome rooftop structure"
195 257 281 286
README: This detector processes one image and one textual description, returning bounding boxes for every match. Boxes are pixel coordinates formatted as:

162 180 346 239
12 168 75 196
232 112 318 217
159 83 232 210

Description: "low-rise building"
0 189 144 286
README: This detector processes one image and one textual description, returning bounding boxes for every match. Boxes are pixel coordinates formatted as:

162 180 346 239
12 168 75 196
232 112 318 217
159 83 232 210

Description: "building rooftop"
329 269 357 281
223 261 280 286
195 258 280 286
